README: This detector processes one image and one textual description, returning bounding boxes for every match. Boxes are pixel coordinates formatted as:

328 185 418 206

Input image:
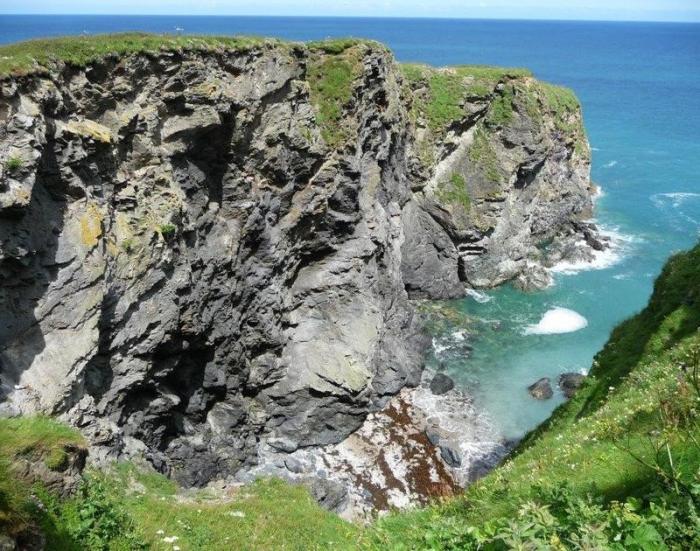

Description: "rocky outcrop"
0 38 601 491
528 377 554 400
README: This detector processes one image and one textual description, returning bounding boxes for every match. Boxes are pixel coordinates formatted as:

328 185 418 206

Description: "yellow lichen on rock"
64 119 113 143
79 203 103 247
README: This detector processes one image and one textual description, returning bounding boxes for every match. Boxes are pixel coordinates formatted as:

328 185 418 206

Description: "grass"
42 464 359 550
368 242 700 548
401 64 532 133
307 46 364 148
0 417 85 538
0 33 277 77
4 155 23 172
436 172 471 211
468 126 502 183
157 223 177 238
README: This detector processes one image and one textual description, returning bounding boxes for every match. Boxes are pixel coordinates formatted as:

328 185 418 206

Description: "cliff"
0 35 600 492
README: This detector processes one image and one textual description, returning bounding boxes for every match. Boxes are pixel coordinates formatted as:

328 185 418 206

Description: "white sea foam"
603 160 618 168
550 226 637 276
523 307 588 336
465 288 493 303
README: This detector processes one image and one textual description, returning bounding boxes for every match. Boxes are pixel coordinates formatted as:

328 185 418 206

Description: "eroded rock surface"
0 40 601 496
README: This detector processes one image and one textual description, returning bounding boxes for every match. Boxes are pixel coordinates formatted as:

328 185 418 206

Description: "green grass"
157 223 177 238
436 172 471 211
307 46 363 148
42 464 359 550
468 126 502 183
368 242 700 549
4 156 23 172
0 417 85 538
0 33 277 77
401 64 532 133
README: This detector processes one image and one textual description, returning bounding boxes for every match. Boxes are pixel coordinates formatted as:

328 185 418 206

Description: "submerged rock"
430 373 455 395
528 378 554 400
559 372 586 398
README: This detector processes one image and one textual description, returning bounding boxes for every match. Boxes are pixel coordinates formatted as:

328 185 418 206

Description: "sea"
1 15 699 441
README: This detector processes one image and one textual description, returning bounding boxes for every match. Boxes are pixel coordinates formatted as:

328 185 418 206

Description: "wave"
603 160 618 168
465 288 493 303
523 307 588 336
549 226 636 276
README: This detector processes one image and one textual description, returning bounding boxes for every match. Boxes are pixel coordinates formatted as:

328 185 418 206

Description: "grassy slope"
0 417 86 539
370 243 700 548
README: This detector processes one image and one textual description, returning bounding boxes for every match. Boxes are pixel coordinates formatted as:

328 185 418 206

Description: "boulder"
430 373 455 395
439 445 462 468
528 377 553 400
558 372 585 398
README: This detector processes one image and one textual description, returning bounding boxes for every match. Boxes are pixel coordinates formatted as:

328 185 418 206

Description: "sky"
1 0 699 22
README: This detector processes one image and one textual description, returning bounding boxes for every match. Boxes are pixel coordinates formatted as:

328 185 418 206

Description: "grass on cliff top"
307 44 366 148
370 243 700 548
401 63 532 132
0 33 279 77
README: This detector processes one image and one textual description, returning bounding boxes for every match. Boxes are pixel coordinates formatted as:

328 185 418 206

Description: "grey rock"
304 477 349 513
439 445 462 468
429 373 455 395
558 372 586 398
426 429 441 446
528 378 554 400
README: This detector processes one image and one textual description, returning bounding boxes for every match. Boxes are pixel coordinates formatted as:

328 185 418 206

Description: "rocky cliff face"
0 38 600 490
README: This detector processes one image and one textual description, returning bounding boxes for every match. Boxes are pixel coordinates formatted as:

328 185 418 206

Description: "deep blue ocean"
2 15 699 440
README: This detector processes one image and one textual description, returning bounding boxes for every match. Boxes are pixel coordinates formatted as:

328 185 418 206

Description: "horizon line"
1 13 699 24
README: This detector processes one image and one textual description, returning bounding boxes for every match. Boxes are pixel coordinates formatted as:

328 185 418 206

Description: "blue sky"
2 0 699 22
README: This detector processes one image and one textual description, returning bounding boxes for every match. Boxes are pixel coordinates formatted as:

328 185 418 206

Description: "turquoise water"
2 16 699 440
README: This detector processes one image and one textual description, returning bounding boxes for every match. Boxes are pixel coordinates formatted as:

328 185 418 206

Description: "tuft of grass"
0 33 277 77
307 47 363 148
158 223 177 238
436 172 471 211
4 155 23 172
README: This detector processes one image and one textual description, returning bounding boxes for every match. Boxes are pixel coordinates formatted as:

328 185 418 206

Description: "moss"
307 47 363 148
0 33 276 77
468 126 502 183
436 172 471 211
